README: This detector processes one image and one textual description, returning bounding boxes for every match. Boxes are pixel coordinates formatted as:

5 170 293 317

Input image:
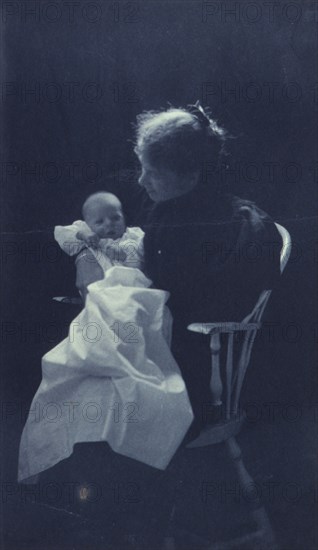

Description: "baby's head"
134 103 226 202
82 192 126 239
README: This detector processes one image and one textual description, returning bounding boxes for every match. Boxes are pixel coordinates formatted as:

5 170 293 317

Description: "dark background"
1 1 317 548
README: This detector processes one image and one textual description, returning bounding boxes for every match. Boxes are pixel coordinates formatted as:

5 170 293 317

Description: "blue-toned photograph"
1 2 317 549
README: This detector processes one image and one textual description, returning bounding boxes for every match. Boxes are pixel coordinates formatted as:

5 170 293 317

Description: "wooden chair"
166 223 291 549
187 224 291 443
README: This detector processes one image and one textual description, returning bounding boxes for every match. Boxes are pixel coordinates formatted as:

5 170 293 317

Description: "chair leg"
225 436 279 550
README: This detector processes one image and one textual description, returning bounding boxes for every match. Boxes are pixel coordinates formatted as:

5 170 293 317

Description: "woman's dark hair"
134 102 227 176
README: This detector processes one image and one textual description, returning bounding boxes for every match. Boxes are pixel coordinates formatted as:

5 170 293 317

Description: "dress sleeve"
54 220 89 256
121 227 145 269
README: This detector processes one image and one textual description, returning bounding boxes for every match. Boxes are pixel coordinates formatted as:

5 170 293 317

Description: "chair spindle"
210 332 222 406
225 332 234 420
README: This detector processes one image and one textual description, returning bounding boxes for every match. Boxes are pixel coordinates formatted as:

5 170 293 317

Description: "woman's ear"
176 171 199 192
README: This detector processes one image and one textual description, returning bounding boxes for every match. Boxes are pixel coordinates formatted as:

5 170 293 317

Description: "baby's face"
84 201 126 240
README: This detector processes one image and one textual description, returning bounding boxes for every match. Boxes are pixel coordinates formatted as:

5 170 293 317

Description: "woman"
43 102 280 547
134 102 281 430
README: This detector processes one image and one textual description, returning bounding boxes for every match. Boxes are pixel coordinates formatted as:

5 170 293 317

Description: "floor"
2 380 317 549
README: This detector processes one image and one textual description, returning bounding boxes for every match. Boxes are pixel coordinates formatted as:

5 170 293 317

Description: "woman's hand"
105 243 127 263
76 230 100 249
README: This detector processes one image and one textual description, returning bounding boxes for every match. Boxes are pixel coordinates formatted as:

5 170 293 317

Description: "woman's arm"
75 249 104 304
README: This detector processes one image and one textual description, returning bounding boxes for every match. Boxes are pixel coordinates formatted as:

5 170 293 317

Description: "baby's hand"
106 243 127 263
76 230 100 249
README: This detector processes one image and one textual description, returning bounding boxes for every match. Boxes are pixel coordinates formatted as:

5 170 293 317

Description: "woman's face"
138 153 194 203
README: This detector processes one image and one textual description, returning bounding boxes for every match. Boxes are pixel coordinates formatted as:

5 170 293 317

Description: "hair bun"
187 100 211 128
187 100 226 144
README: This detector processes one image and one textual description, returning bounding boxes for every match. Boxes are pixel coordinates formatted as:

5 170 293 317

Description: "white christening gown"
18 263 193 483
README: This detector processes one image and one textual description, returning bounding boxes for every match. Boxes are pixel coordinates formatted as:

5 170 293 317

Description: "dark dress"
143 184 281 426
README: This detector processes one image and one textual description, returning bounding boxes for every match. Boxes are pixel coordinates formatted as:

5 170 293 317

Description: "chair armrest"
187 322 261 335
52 296 83 305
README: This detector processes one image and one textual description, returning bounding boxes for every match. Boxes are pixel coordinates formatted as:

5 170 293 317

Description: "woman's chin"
147 190 159 202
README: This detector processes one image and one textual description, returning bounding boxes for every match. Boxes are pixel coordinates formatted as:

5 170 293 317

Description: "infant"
19 198 191 484
54 192 144 270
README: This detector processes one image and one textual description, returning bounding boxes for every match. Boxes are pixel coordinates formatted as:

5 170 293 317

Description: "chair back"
242 222 291 325
187 223 291 447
